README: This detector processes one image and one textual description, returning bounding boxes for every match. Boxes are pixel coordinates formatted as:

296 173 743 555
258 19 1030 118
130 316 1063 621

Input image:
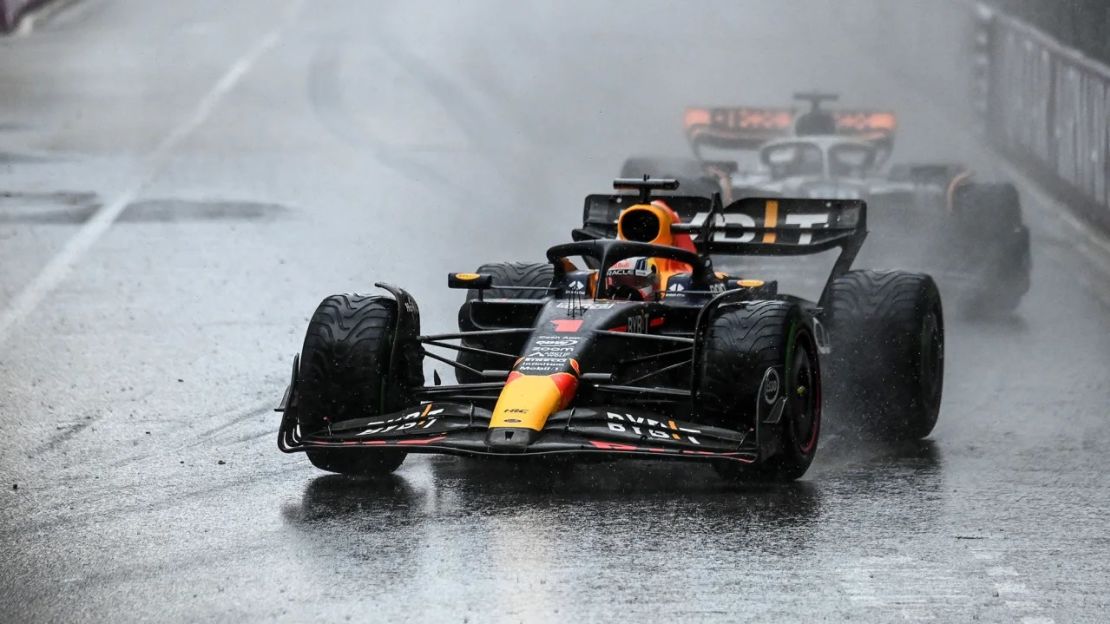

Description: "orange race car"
622 93 1031 314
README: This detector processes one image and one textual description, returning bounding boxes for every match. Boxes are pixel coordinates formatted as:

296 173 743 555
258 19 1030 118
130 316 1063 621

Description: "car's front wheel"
697 301 821 482
296 294 419 476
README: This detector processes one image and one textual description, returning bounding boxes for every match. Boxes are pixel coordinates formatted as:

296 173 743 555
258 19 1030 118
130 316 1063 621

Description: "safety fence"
988 0 1110 68
981 8 1110 230
1 0 37 32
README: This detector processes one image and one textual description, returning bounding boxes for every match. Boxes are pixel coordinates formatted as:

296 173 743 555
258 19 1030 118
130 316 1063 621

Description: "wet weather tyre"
456 262 553 383
826 270 944 441
976 224 1030 314
464 262 554 301
957 182 1022 233
956 183 1030 313
297 295 414 476
698 301 821 483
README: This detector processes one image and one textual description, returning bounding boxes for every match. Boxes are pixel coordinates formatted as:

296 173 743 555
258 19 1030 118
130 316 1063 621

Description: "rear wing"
679 196 867 257
684 107 795 151
684 106 897 155
579 191 867 257
574 178 868 306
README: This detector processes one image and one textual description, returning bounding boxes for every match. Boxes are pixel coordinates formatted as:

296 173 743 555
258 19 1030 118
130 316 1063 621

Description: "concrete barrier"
982 9 1110 230
1 0 46 33
844 0 1110 232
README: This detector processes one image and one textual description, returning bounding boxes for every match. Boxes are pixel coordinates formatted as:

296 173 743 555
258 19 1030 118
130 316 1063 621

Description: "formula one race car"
622 93 1031 313
277 178 945 481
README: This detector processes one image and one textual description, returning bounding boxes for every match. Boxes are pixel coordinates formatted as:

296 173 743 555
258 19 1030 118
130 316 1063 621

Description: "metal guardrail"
979 7 1110 230
0 0 46 33
988 0 1110 67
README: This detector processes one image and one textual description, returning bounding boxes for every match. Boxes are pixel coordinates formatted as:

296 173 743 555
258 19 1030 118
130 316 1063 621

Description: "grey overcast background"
1 1 1109 622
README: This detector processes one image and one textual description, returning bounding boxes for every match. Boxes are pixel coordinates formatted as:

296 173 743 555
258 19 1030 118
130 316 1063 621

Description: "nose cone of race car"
486 371 578 451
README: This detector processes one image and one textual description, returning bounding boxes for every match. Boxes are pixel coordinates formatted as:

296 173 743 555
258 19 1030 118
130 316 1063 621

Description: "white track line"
971 547 1055 624
0 0 304 345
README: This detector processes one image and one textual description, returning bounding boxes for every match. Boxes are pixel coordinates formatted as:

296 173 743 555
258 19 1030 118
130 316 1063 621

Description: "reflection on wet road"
281 440 950 621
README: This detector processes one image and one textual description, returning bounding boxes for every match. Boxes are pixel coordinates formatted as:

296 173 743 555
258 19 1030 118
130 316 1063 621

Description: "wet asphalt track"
2 1 1110 622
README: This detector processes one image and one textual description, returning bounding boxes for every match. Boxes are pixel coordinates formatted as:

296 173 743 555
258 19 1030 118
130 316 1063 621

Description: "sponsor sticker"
534 337 581 347
550 319 585 332
604 411 702 445
761 368 781 405
555 301 614 310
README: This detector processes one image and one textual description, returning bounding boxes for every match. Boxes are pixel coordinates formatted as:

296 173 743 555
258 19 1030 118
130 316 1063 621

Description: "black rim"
791 342 819 455
919 307 943 410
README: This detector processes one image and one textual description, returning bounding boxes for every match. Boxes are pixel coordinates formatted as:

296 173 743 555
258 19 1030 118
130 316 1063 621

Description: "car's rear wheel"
826 270 944 441
955 182 1030 313
456 262 553 383
297 294 419 476
697 301 821 482
463 261 554 301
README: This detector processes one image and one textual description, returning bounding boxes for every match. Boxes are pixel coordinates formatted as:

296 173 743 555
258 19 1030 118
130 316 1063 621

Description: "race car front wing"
277 401 760 464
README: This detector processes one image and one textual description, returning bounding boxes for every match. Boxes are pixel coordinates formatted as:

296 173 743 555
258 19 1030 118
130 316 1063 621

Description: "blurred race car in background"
621 93 1031 313
277 178 945 481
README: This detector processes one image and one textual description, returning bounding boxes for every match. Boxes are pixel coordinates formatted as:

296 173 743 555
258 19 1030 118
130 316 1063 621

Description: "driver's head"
605 257 657 301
